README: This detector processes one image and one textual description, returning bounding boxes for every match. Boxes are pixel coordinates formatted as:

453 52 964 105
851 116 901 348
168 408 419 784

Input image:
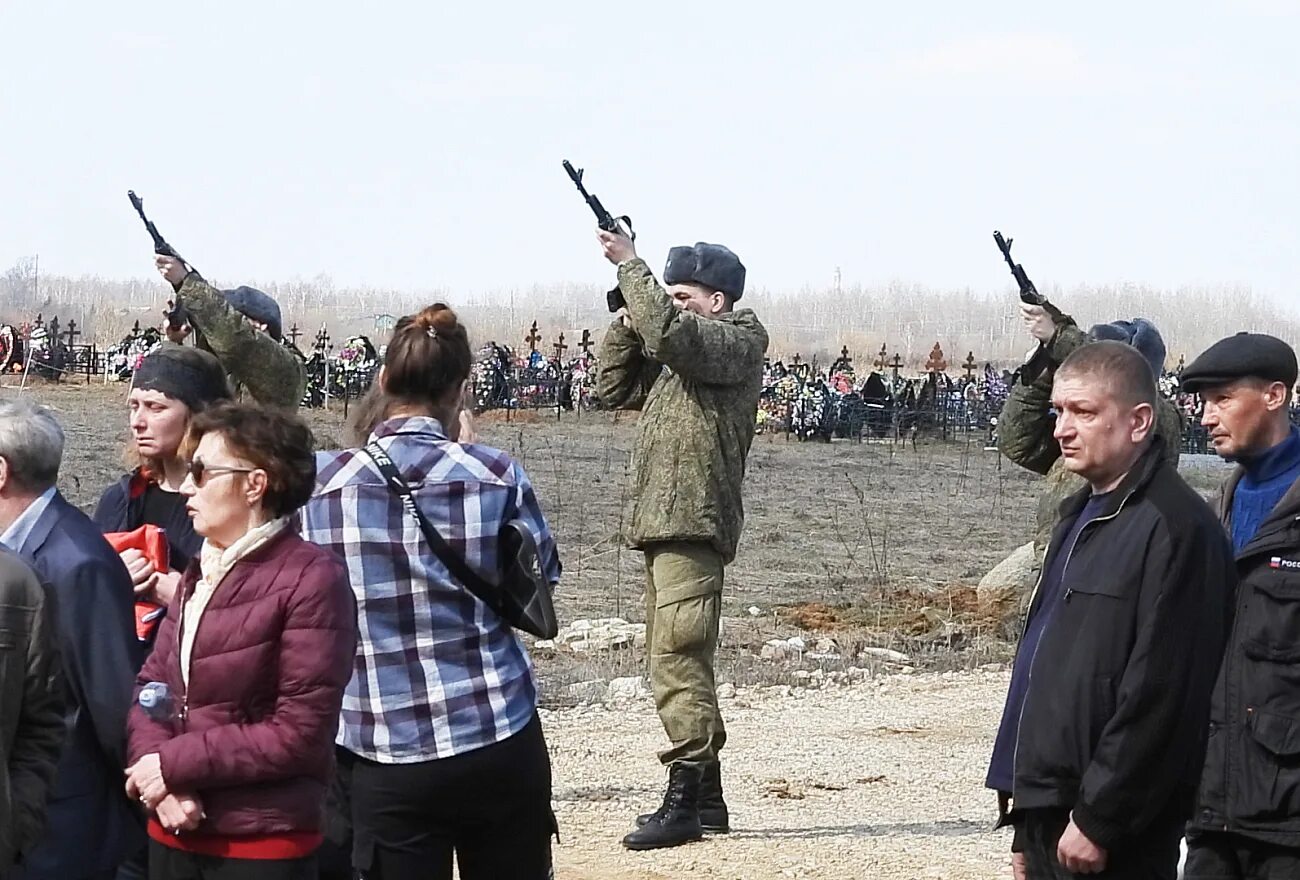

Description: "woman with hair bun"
302 304 561 880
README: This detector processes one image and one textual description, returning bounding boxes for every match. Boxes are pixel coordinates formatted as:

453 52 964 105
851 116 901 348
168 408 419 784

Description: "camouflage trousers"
644 541 727 766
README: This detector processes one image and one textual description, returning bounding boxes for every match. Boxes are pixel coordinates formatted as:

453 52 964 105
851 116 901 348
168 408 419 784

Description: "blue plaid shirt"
300 416 561 763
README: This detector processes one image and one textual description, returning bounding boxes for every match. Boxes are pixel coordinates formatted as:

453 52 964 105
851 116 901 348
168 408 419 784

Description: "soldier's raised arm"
154 255 306 409
998 308 1090 475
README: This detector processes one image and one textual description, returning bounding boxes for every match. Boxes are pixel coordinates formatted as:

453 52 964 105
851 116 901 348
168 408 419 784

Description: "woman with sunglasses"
94 345 232 615
300 304 561 880
125 402 356 880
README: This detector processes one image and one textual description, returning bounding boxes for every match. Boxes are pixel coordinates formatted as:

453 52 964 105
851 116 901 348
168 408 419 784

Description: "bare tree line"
2 256 1295 369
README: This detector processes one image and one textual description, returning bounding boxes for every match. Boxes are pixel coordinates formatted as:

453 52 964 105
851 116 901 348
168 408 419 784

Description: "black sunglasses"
186 458 255 487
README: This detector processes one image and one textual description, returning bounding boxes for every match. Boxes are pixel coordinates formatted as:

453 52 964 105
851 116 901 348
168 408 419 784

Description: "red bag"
104 525 170 642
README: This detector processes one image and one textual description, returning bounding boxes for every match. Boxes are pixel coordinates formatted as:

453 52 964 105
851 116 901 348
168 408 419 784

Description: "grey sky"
2 1 1296 306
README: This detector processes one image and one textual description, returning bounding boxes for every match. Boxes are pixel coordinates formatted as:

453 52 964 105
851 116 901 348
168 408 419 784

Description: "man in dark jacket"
0 549 65 874
986 341 1234 879
0 399 142 879
1179 333 1300 879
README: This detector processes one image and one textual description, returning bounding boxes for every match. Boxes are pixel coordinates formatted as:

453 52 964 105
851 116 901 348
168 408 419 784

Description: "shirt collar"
369 415 449 443
0 486 57 555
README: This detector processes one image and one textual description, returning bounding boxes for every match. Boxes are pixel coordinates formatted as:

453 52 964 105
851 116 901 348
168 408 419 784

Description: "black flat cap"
664 242 746 300
1180 332 1298 393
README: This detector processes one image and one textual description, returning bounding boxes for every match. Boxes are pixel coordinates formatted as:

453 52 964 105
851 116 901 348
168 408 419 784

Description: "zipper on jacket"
1011 487 1136 805
174 580 195 732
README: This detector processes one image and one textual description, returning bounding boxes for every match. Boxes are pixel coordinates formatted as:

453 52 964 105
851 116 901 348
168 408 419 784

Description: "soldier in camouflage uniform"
595 230 768 851
998 304 1183 554
155 255 306 409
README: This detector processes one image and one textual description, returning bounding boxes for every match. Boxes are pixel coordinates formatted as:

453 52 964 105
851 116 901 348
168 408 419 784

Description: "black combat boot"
622 762 704 851
697 760 731 833
636 760 730 833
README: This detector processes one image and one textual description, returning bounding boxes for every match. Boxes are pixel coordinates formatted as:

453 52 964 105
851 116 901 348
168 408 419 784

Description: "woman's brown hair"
186 402 317 518
382 304 472 410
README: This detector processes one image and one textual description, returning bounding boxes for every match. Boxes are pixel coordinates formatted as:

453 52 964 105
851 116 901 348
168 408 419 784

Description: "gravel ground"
548 669 1012 880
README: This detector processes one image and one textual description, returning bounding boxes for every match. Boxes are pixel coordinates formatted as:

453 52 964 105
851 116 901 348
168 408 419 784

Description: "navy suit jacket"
13 492 143 878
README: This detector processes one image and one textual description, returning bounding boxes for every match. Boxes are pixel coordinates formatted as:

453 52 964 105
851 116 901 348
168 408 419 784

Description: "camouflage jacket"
178 274 306 410
997 320 1183 547
596 258 768 564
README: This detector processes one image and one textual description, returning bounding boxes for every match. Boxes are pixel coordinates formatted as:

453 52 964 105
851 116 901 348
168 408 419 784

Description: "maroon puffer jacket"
127 530 356 836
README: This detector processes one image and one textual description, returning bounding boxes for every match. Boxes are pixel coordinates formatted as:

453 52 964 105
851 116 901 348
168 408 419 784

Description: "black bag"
363 441 559 640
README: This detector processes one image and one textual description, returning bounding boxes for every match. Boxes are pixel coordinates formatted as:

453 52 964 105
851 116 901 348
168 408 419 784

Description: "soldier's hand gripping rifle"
562 160 635 312
128 190 193 330
993 230 1066 386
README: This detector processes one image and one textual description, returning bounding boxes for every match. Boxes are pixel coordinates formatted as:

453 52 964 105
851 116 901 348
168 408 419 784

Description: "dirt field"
27 380 1042 625
7 380 1047 879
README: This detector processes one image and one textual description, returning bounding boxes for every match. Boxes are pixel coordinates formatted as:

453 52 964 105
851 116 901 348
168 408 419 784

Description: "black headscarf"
133 344 231 412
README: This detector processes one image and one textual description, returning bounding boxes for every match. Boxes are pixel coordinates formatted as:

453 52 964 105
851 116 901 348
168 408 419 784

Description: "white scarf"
181 516 291 687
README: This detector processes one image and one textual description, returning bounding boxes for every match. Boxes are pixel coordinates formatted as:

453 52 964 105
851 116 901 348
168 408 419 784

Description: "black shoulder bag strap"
361 440 505 617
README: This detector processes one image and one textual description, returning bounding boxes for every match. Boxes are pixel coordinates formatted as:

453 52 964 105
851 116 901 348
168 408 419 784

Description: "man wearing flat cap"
154 255 306 409
1179 333 1300 878
998 305 1184 555
596 230 768 851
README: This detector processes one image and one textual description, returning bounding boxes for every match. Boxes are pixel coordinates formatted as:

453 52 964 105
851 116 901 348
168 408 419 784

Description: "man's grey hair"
0 398 65 492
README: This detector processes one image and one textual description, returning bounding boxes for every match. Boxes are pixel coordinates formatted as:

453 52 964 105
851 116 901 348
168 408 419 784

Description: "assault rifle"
128 190 192 330
562 160 635 312
993 230 1066 386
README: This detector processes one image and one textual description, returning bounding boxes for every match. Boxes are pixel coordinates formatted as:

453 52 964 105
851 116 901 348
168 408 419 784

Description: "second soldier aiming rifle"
128 190 193 331
993 230 1066 387
562 160 635 312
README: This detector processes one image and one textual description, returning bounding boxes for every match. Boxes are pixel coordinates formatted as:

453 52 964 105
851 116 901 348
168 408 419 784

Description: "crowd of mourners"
0 299 561 879
8 225 1300 880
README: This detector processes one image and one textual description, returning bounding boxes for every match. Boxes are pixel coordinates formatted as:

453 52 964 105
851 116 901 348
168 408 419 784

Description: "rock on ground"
977 541 1039 606
538 618 647 653
607 676 651 703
